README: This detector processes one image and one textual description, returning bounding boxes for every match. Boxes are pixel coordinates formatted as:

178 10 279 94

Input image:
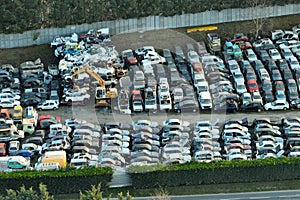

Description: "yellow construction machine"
72 65 118 108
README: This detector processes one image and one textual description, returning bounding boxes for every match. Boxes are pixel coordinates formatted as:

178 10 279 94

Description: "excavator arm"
72 65 106 87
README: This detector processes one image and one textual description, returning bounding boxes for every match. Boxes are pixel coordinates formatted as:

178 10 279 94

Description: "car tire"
258 108 262 112
283 107 287 110
268 108 272 111
54 107 58 110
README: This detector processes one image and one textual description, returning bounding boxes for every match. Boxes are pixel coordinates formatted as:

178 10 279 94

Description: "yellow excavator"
72 65 118 108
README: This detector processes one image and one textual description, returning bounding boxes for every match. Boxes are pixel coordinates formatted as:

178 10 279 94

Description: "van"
36 100 59 110
199 91 212 110
40 150 66 168
50 90 60 104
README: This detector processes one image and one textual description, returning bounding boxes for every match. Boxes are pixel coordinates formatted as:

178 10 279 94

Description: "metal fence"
1 3 300 49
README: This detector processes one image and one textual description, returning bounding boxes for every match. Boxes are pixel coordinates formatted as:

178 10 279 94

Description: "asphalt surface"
131 189 300 200
42 103 300 127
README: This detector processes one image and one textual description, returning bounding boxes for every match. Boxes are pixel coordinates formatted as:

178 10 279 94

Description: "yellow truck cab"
39 150 66 168
13 105 23 124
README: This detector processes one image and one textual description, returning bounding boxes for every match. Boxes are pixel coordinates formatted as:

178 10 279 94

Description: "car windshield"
145 100 156 105
237 85 245 89
200 99 211 104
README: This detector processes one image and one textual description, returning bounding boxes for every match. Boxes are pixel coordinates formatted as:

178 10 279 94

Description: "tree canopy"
0 0 298 33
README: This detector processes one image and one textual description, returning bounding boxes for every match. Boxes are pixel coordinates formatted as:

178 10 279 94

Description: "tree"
248 0 273 39
0 183 54 200
80 183 134 200
151 187 170 200
80 183 104 200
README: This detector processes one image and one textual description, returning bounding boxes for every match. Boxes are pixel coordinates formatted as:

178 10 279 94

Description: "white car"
264 100 290 111
143 51 166 64
0 99 20 108
251 91 263 105
256 140 281 153
225 149 247 161
1 88 21 98
0 93 20 102
187 50 200 64
134 46 155 56
288 56 300 71
63 92 90 102
198 91 212 110
234 81 247 94
242 92 251 105
172 88 184 103
244 49 257 63
8 141 20 155
36 100 59 110
268 48 282 61
252 38 274 48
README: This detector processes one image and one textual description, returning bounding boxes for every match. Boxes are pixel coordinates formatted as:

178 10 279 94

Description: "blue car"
16 150 35 159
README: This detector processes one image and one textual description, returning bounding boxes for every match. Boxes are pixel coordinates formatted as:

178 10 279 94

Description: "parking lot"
1 24 300 170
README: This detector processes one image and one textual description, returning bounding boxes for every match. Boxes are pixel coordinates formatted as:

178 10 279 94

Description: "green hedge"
0 167 113 194
129 158 300 189
1 0 298 33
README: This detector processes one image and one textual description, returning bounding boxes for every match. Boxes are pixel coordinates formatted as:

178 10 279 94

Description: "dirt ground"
1 14 300 68
111 29 198 53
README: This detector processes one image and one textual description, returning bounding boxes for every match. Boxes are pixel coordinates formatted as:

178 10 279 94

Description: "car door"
49 102 55 109
43 103 49 110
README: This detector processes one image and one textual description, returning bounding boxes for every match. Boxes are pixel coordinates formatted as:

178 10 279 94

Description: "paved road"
43 104 300 126
130 189 300 200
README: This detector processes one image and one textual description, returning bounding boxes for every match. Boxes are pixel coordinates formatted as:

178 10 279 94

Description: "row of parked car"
114 27 300 114
213 26 300 112
0 58 61 111
3 101 300 170
46 23 300 114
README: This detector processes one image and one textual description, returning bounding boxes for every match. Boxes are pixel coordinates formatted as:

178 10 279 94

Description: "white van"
36 100 59 110
199 91 212 110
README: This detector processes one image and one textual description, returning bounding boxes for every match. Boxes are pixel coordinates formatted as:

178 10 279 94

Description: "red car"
0 143 6 156
132 90 143 101
191 62 203 73
230 33 249 43
235 41 252 50
122 49 138 65
274 80 285 92
38 114 61 126
247 79 259 92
